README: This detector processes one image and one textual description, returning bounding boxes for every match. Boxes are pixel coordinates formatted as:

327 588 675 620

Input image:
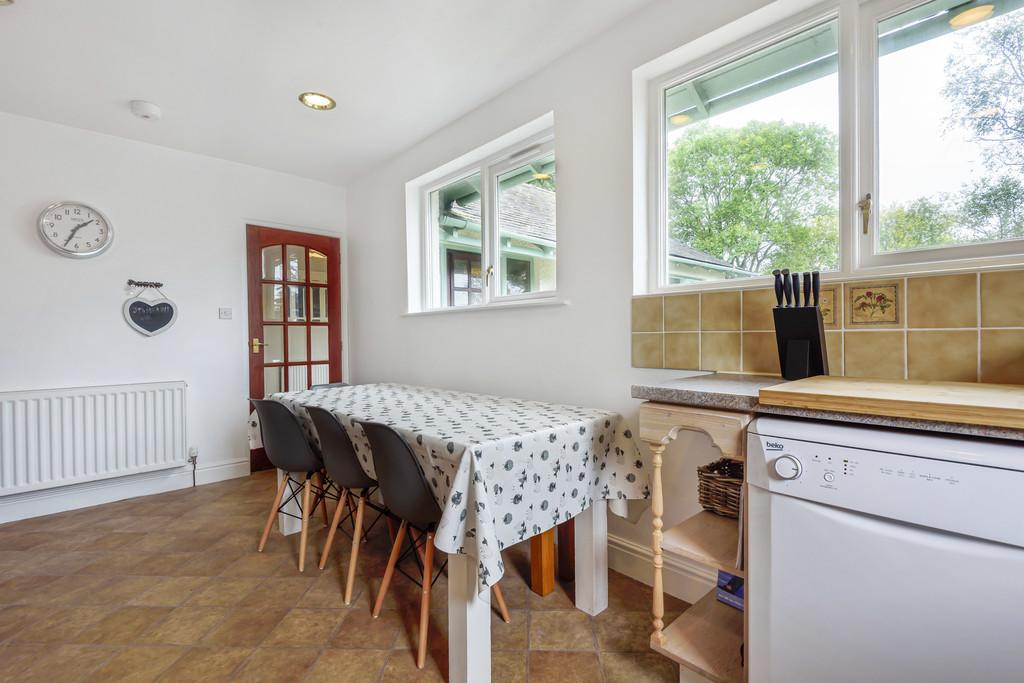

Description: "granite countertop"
631 373 1024 442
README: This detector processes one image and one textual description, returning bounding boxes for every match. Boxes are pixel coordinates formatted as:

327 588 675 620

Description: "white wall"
345 0 770 599
0 112 346 516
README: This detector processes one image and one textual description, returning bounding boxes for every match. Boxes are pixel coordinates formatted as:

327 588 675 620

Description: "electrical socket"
188 447 198 465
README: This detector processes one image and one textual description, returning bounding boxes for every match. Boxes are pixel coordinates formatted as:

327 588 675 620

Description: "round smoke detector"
130 100 162 121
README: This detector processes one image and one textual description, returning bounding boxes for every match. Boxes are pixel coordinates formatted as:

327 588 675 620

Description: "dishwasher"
746 417 1024 683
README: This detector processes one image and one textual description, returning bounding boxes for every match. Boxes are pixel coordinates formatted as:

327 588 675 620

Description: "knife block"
773 307 828 380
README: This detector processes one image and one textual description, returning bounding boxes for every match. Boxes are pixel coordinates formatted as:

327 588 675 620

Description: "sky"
667 17 1003 208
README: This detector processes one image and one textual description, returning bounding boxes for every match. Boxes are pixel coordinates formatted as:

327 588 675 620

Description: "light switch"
218 308 233 320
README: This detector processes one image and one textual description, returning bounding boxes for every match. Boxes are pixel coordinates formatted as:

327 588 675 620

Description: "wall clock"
38 201 114 258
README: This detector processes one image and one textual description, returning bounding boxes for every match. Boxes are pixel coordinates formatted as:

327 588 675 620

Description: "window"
640 0 1024 291
408 115 556 311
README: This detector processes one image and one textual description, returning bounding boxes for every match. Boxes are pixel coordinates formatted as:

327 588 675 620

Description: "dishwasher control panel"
747 422 1024 549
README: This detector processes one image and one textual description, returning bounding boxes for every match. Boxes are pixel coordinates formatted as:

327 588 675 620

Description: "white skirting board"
607 533 717 605
0 458 250 524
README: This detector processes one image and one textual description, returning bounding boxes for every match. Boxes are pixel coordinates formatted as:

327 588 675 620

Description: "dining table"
249 383 649 683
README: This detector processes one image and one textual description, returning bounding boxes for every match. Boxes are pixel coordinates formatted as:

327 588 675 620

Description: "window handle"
485 265 494 286
857 193 872 235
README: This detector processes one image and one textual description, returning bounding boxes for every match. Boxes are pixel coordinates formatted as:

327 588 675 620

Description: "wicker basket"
697 458 743 518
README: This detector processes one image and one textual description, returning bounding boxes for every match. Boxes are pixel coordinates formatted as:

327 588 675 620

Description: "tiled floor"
0 471 688 682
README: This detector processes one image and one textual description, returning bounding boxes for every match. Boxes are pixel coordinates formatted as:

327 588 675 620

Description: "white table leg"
574 499 609 615
276 469 302 536
448 553 491 683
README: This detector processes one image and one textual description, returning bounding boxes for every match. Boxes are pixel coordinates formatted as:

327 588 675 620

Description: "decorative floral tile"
848 283 899 325
819 286 837 326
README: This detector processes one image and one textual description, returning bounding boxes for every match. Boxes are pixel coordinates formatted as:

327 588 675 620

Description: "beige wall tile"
907 273 977 328
631 296 663 332
742 289 776 331
700 292 741 331
700 332 741 371
907 331 978 382
664 333 699 369
846 280 903 328
981 330 1024 384
825 331 842 375
742 332 780 375
664 294 699 331
631 333 663 369
981 270 1024 327
844 331 905 379
821 285 842 329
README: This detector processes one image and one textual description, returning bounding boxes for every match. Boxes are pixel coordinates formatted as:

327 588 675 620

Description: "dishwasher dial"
773 455 803 480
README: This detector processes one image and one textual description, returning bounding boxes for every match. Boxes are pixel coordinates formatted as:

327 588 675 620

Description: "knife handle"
782 269 792 307
773 269 783 307
812 271 821 307
802 272 812 307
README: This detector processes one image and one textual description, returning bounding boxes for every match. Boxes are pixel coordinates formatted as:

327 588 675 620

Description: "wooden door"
247 225 342 471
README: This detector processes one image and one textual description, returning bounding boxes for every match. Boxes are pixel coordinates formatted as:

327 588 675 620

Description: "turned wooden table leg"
649 442 667 646
530 528 556 596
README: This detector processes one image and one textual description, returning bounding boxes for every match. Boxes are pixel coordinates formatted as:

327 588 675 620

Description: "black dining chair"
359 421 511 670
252 399 330 572
306 405 386 604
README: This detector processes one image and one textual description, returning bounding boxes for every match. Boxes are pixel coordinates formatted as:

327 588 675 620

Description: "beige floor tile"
0 605 52 641
380 647 448 682
19 643 114 683
305 648 390 683
83 645 186 683
74 605 174 645
492 609 528 651
262 607 345 646
231 647 321 683
528 609 596 650
200 606 289 647
492 650 528 683
138 606 231 645
601 651 678 683
240 576 317 607
156 646 252 682
529 651 602 683
185 576 264 606
329 608 403 649
595 610 676 652
11 604 116 643
128 576 212 606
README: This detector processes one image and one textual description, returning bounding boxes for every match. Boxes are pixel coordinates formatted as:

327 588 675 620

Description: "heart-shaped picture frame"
123 296 178 336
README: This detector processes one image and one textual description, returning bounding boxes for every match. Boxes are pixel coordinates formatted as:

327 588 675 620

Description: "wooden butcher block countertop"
759 376 1024 431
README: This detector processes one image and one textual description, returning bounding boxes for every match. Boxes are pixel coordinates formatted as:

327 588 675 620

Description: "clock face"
38 202 113 258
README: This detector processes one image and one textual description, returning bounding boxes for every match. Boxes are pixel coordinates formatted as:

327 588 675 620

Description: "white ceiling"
0 0 652 185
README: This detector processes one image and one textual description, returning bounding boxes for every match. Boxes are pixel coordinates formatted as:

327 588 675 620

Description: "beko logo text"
765 441 785 451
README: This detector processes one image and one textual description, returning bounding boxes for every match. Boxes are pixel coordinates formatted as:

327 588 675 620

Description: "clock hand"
62 220 94 247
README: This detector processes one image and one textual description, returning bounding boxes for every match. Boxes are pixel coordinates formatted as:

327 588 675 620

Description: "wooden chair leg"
315 472 330 527
258 475 289 552
344 496 366 605
298 477 312 572
491 583 511 623
318 487 348 570
417 531 436 669
374 519 408 618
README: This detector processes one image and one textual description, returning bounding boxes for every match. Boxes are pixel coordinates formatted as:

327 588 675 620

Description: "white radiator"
0 381 187 496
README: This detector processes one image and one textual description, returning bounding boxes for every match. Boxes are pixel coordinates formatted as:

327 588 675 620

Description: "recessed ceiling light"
949 4 994 29
669 113 691 125
298 92 336 111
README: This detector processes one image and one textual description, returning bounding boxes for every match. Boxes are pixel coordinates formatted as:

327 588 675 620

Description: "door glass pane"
663 19 840 283
287 326 308 362
264 367 283 396
288 365 309 392
262 246 283 280
263 325 284 363
877 0 1024 253
286 245 306 281
497 152 555 295
311 364 329 386
287 285 306 321
310 250 328 284
262 284 283 321
311 287 329 322
431 171 482 307
311 326 328 361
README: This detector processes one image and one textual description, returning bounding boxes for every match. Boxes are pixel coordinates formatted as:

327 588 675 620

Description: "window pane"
431 172 482 307
288 366 309 392
263 325 284 363
287 285 306 321
311 326 328 361
664 20 840 284
262 246 283 280
497 153 556 295
877 0 1024 253
264 367 283 396
288 326 307 362
311 364 329 386
309 250 328 284
262 284 283 321
310 286 329 322
286 245 306 281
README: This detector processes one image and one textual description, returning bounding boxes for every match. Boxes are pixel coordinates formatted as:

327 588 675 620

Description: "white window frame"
405 113 558 314
633 0 1024 296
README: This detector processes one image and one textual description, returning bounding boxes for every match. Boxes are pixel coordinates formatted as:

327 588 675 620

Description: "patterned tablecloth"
250 383 649 590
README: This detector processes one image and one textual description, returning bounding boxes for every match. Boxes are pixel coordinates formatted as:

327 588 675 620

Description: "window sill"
403 297 569 317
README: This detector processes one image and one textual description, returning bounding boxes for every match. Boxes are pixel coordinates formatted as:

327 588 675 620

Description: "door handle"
251 337 267 354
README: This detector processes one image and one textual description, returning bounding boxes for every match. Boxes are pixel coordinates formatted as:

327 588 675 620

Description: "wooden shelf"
651 589 744 683
661 510 743 578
